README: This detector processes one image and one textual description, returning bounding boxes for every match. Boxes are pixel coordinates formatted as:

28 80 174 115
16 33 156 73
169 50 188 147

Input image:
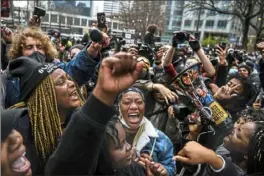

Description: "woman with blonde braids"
4 26 107 108
8 56 84 174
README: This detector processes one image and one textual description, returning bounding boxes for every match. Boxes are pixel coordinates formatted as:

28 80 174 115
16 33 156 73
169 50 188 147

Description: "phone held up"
97 12 106 29
33 7 46 17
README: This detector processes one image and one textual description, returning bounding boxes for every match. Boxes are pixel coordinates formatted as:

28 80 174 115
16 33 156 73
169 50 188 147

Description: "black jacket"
144 32 155 47
44 94 115 175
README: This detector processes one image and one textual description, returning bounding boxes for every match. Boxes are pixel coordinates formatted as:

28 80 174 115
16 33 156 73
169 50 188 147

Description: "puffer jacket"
121 117 176 176
3 44 101 108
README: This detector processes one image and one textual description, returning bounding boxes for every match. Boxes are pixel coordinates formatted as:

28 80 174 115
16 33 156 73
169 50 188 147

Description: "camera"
138 44 151 58
173 31 189 44
33 7 46 17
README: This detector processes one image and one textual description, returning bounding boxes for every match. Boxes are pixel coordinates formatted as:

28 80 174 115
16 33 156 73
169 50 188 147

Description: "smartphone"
33 7 46 17
219 42 226 50
97 12 106 28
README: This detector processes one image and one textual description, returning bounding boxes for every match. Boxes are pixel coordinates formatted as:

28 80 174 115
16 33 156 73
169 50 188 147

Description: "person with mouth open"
1 109 32 176
173 108 264 176
8 55 84 174
118 87 176 176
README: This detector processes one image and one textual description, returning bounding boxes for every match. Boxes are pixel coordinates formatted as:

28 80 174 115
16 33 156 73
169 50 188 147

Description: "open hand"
215 45 227 65
214 84 239 100
154 84 178 105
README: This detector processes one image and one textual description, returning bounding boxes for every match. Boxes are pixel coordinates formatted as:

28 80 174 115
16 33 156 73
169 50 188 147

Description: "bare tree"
249 0 264 46
185 0 263 49
114 0 167 36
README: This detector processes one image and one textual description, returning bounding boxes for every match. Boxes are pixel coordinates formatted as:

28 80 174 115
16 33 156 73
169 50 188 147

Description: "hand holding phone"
97 12 106 29
1 26 12 42
29 16 41 27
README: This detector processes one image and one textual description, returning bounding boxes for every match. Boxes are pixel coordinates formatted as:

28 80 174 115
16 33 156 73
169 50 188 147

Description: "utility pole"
18 7 21 24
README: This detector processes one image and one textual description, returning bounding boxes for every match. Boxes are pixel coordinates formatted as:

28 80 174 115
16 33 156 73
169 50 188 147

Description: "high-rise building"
180 1 242 45
161 0 184 42
103 1 120 16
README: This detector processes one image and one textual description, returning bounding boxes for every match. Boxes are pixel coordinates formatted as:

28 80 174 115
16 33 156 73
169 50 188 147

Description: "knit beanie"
1 108 28 141
9 57 58 101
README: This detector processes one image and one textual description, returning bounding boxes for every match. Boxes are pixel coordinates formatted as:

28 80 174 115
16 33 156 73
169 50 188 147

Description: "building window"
67 17 73 25
51 14 57 23
217 20 227 28
172 20 182 27
43 14 49 22
74 18 80 26
184 20 192 27
113 22 118 29
207 10 216 16
59 15 65 24
174 10 182 16
194 20 203 28
205 20 214 28
81 19 87 26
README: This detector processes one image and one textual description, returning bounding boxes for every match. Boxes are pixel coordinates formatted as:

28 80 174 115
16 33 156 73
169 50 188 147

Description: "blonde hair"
8 27 57 60
10 76 84 162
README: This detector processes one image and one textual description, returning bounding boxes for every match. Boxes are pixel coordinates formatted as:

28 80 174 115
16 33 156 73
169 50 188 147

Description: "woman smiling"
118 87 176 176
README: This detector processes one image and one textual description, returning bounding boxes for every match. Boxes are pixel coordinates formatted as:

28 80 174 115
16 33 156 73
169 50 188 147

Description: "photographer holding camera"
163 32 215 79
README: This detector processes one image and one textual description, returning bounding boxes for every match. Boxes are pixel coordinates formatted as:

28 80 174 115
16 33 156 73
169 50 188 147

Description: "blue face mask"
228 68 238 75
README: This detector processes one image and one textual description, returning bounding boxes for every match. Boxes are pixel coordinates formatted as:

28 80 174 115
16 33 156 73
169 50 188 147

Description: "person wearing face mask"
44 52 145 175
1 109 32 176
3 26 107 108
118 87 176 176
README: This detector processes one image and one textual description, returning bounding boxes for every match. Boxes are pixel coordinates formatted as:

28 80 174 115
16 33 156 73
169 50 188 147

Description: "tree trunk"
242 17 250 50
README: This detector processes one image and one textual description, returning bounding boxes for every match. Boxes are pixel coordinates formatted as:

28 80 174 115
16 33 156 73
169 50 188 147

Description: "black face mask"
28 51 53 63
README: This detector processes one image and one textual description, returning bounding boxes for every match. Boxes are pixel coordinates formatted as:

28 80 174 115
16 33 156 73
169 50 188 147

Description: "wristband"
209 155 226 172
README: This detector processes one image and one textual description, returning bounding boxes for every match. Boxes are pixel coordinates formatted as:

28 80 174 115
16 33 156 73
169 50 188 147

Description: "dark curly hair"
146 24 158 34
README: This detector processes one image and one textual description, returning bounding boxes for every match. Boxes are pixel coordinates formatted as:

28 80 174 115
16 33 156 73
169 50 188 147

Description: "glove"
189 40 201 52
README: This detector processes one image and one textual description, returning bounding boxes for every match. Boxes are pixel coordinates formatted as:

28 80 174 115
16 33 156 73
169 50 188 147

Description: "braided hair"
237 108 264 122
247 122 264 174
11 76 84 162
106 116 121 147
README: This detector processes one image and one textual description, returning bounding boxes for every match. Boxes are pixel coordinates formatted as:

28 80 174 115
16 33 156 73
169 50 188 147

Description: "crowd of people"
1 18 264 176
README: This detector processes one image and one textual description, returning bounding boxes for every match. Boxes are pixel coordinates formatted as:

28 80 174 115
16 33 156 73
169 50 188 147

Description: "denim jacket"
4 44 101 108
121 117 176 176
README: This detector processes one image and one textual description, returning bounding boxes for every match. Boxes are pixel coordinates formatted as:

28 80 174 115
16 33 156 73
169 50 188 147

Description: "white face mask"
108 50 115 56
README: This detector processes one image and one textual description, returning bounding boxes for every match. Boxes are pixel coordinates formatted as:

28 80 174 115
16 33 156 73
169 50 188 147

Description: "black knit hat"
1 108 28 141
9 57 58 101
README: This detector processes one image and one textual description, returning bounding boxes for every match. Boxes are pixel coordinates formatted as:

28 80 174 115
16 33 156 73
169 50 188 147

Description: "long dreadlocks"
10 76 84 162
247 122 264 174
